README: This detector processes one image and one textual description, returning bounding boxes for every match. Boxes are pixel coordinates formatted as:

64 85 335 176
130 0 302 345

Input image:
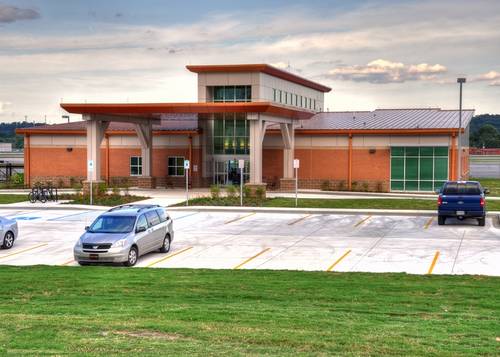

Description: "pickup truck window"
443 183 481 195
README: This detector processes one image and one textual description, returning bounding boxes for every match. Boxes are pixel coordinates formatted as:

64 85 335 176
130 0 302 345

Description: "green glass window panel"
167 157 175 167
176 157 184 167
235 120 246 136
391 181 404 190
235 137 246 154
168 167 175 176
420 147 433 156
224 119 234 137
235 86 246 101
405 158 418 180
213 87 224 101
419 158 433 180
434 181 446 191
214 119 223 136
224 86 235 101
419 181 433 191
391 147 404 156
131 157 139 166
224 138 234 154
246 86 251 101
434 158 448 180
214 138 223 154
391 158 404 180
178 167 185 176
405 147 419 156
405 180 418 191
434 146 448 156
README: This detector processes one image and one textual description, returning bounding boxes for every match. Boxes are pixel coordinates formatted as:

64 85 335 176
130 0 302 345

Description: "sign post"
293 159 300 207
238 159 245 207
87 160 94 205
184 159 190 206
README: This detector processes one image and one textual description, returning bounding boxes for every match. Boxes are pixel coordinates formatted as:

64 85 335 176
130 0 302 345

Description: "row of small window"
391 146 449 157
391 180 447 191
212 86 251 102
272 89 318 111
214 137 249 155
130 156 185 177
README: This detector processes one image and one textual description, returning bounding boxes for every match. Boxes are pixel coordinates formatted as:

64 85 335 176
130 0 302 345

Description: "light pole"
457 77 466 181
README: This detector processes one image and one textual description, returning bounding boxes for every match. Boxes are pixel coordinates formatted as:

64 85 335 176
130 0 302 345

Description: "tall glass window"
213 113 249 155
211 86 251 102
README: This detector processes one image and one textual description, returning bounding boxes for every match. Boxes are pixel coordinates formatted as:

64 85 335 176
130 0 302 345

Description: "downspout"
451 134 456 180
25 135 31 187
106 134 110 185
188 135 193 186
348 134 353 190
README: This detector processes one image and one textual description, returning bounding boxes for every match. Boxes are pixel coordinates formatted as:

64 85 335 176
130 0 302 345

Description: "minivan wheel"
124 246 138 267
478 217 486 227
1 231 14 249
438 216 445 226
160 235 171 253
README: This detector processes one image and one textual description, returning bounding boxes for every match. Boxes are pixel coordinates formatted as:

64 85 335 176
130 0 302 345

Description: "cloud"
470 70 500 86
327 59 447 84
0 101 11 114
0 5 40 23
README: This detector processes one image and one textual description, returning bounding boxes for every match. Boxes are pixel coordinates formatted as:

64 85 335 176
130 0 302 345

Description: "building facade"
17 64 473 192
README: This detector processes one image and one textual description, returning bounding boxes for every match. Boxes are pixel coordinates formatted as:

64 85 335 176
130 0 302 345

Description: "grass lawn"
0 267 497 355
0 194 28 204
60 194 149 206
472 177 500 196
183 196 500 211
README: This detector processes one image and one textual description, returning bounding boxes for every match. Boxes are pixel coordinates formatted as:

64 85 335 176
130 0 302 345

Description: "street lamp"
457 77 466 180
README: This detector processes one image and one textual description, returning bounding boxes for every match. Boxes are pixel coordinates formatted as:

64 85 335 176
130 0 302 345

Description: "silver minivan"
74 204 173 266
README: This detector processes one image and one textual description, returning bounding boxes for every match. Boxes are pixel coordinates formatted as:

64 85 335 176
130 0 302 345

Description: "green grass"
60 194 149 206
472 177 500 196
0 267 497 355
183 196 500 211
0 194 28 204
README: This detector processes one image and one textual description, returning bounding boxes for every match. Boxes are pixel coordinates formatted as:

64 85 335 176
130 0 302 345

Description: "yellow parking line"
424 217 434 229
288 214 312 226
233 248 271 270
224 212 256 225
354 215 372 227
427 251 440 274
60 259 75 266
146 246 193 268
0 243 48 260
326 249 352 272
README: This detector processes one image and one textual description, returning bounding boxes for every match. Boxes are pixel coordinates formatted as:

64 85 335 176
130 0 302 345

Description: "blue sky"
0 0 499 123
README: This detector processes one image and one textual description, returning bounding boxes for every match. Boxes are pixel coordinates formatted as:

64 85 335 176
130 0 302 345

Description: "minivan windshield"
442 183 481 195
89 216 136 233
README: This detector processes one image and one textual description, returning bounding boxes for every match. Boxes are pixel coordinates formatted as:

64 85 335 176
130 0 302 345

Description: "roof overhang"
16 128 199 136
186 64 332 93
60 102 315 120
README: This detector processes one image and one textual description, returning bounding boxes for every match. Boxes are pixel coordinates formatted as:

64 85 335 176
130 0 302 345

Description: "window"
211 86 251 102
89 216 136 234
213 113 249 155
145 210 161 227
273 88 277 102
130 156 142 176
136 215 148 231
156 209 168 223
295 94 298 106
390 146 448 191
168 157 185 176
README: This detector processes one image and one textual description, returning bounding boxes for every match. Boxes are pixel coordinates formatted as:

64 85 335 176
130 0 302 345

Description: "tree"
470 124 500 148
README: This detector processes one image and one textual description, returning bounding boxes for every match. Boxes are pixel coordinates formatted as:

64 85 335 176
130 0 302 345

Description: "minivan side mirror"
85 226 90 231
484 188 490 195
136 226 147 233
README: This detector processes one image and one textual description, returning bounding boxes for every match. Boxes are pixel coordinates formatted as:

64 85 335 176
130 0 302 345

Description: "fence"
0 163 23 182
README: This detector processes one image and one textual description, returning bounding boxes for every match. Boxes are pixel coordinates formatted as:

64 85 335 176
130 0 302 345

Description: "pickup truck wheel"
478 217 486 226
438 216 445 226
159 234 171 253
124 246 138 267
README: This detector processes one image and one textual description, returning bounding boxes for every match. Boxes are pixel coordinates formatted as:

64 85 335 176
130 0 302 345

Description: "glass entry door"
213 159 249 185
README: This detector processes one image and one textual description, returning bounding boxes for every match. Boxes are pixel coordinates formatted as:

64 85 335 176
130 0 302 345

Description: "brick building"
17 64 473 192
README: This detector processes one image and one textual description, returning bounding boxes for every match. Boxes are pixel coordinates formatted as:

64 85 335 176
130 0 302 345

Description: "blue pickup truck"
436 181 489 226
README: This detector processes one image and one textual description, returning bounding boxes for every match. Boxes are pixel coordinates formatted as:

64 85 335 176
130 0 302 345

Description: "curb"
167 205 500 217
0 204 108 211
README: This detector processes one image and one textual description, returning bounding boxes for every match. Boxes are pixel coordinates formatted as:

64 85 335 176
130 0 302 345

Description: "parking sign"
88 160 94 172
184 159 190 170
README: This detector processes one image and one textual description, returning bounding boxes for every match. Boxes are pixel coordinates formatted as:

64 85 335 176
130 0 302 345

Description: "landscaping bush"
362 182 369 192
351 181 358 191
97 182 108 196
337 180 346 191
226 185 237 199
10 173 24 186
320 180 331 191
57 179 65 188
255 186 266 200
210 185 221 199
243 185 251 199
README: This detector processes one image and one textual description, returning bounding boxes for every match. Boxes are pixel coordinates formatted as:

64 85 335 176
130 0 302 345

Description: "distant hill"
0 121 44 149
470 114 500 148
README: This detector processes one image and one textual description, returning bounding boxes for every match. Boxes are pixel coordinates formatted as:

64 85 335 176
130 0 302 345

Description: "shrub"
255 186 266 200
97 182 108 196
69 177 76 188
243 185 251 199
226 185 237 199
57 179 65 188
337 180 346 191
362 182 369 192
10 173 24 186
210 185 221 199
73 183 83 196
376 181 384 192
112 186 121 196
351 181 358 191
320 180 331 191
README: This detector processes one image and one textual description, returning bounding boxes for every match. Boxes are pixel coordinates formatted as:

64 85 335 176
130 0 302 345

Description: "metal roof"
302 108 475 130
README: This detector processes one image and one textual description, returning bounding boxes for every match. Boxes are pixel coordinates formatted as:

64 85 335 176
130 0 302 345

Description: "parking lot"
0 207 499 276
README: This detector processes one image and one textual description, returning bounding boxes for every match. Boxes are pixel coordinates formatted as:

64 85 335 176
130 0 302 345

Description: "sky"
0 0 499 124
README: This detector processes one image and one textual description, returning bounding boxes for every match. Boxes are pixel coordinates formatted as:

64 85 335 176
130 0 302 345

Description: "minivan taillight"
480 197 485 207
437 195 442 206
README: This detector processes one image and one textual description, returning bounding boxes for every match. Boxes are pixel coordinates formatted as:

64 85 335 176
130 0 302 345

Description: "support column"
86 116 108 182
247 114 267 196
451 134 457 180
134 121 155 188
25 135 30 187
279 122 296 192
